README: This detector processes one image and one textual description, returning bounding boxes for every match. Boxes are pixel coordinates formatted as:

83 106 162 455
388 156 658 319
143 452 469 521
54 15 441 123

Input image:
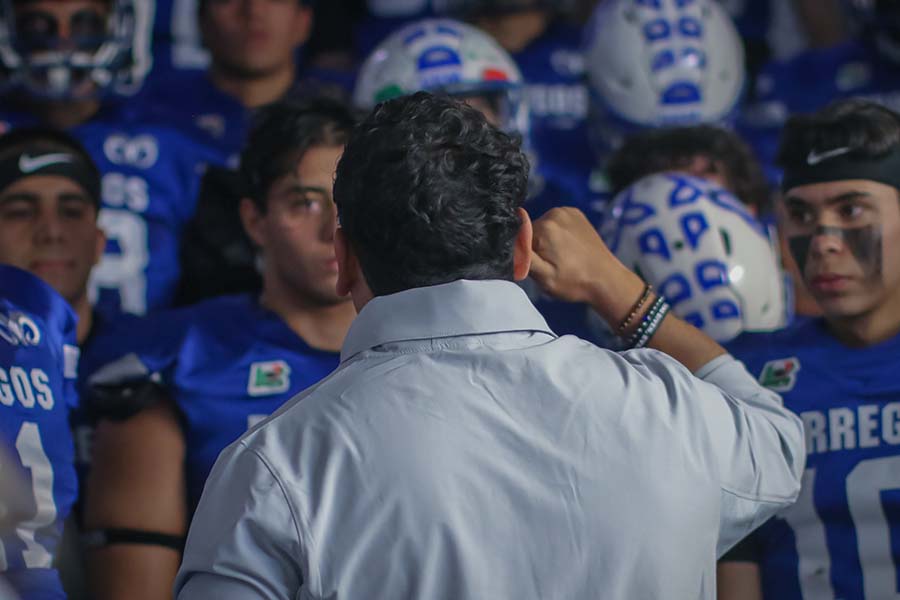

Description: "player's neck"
208 63 296 109
260 290 355 353
475 9 549 54
72 295 94 346
31 98 101 129
826 293 900 347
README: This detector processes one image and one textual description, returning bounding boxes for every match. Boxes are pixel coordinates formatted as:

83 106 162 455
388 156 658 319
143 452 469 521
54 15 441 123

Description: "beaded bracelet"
627 295 670 349
617 283 653 335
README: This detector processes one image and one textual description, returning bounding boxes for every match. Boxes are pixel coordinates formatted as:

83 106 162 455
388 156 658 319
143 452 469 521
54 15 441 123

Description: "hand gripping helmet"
583 0 745 150
0 0 152 99
353 17 529 140
600 173 788 342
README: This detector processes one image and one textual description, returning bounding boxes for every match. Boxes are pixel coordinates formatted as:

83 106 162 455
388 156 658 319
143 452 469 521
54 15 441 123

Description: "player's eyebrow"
0 192 39 205
783 191 872 207
58 192 94 205
282 184 332 201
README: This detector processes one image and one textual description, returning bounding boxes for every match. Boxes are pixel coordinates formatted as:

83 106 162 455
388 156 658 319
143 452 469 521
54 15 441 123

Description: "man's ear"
513 207 533 281
335 227 356 297
92 224 106 267
239 197 266 249
293 5 314 47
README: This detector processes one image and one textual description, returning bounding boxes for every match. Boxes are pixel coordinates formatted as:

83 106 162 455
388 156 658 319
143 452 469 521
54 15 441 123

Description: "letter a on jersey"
758 357 801 392
247 360 291 396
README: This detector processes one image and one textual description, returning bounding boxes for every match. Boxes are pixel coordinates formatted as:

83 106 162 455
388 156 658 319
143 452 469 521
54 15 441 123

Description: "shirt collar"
341 279 556 363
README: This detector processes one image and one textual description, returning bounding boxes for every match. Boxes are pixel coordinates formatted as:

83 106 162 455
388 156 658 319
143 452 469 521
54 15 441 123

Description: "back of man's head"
334 91 529 297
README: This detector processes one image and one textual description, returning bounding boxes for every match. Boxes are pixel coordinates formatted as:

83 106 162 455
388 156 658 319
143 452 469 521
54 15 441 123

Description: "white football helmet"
600 173 787 342
0 0 152 99
583 0 745 149
353 17 529 139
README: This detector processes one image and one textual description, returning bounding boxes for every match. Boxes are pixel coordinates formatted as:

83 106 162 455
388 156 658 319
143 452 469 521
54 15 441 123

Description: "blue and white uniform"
725 318 900 599
89 294 340 510
0 100 224 319
0 265 79 600
512 21 593 206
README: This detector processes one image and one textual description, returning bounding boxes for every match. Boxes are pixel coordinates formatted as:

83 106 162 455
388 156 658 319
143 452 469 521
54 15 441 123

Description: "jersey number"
0 422 57 571
89 208 150 315
784 457 900 598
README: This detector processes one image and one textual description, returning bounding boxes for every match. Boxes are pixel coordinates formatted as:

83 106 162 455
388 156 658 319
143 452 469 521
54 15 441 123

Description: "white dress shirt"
175 279 804 600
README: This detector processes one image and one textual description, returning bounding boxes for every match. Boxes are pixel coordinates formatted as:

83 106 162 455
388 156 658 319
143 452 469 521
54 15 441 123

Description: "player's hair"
334 91 529 297
240 96 356 212
606 124 769 212
0 127 101 207
777 98 900 176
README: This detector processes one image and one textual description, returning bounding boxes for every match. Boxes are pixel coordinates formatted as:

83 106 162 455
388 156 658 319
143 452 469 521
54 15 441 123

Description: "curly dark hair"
334 92 530 297
606 124 770 211
777 98 900 169
240 96 357 212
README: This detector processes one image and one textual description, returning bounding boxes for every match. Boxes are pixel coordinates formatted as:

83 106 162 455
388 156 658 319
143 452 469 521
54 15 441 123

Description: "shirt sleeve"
174 441 305 600
625 351 805 558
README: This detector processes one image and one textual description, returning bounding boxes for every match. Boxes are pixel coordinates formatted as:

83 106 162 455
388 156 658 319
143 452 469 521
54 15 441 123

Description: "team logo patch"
0 311 41 347
247 360 291 396
758 357 801 392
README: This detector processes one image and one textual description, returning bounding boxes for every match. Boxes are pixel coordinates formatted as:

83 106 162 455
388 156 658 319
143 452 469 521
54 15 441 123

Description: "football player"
139 0 338 164
0 264 80 600
0 0 223 319
718 99 900 600
82 98 356 599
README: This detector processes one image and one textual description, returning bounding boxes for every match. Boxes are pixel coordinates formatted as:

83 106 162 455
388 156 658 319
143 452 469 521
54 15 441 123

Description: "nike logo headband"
781 144 900 193
0 150 100 207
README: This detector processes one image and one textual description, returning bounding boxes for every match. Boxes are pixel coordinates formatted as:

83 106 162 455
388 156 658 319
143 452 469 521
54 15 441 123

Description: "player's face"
256 145 345 306
201 0 310 77
13 0 110 97
0 175 104 305
781 179 900 320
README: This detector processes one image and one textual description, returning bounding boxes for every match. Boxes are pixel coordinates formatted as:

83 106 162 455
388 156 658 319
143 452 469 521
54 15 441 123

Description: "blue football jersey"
727 318 900 599
0 264 79 600
137 69 354 167
90 294 340 510
738 40 900 185
0 100 225 319
148 0 210 80
514 21 593 207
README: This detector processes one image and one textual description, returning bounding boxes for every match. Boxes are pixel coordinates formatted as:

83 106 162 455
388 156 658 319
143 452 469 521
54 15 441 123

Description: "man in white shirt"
174 91 805 599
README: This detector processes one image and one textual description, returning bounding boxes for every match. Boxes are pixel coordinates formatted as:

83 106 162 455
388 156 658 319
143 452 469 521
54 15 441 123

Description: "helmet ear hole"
719 227 732 256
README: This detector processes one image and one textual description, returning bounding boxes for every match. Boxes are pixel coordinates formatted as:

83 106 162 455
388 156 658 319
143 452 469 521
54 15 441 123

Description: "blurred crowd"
2 0 900 599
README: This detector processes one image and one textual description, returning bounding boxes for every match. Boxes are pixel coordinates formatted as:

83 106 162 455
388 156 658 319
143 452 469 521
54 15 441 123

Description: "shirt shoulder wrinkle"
235 439 322 588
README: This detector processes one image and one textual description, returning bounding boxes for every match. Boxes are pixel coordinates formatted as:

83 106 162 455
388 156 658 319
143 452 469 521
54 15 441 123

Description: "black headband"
781 145 900 193
0 150 100 206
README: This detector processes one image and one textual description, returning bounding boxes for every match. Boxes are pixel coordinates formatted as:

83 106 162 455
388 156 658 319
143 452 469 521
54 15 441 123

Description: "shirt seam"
242 442 322 592
720 482 796 504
